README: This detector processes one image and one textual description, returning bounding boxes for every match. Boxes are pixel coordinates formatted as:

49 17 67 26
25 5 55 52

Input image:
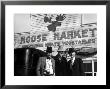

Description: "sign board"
14 26 97 51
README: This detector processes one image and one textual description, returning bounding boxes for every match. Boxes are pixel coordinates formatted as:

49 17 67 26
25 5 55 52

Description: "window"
82 57 97 76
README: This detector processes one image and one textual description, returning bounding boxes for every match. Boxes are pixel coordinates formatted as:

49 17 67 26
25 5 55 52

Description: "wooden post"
25 49 29 76
92 59 94 76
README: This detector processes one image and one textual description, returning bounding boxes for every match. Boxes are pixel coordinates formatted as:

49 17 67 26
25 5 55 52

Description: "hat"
68 48 76 54
46 47 53 53
57 46 65 52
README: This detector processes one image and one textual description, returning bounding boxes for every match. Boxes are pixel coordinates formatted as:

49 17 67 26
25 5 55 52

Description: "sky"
14 14 97 33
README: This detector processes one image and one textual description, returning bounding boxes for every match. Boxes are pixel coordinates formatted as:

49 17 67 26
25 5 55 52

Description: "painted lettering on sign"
19 27 96 44
15 27 97 48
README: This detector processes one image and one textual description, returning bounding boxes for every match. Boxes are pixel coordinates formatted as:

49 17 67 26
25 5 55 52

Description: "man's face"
70 52 75 58
59 51 64 57
72 52 75 58
47 53 52 57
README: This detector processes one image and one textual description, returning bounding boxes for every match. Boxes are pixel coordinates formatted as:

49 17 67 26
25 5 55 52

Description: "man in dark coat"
36 47 55 76
55 46 68 76
67 48 84 76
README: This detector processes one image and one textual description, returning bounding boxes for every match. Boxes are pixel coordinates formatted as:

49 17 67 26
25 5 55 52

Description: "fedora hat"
68 48 76 54
46 46 53 53
57 46 65 52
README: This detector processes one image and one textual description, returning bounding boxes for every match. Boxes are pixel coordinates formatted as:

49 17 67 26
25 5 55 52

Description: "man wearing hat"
54 46 68 76
67 48 84 76
36 47 55 76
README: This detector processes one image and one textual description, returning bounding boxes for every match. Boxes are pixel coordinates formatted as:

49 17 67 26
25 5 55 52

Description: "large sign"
14 26 97 50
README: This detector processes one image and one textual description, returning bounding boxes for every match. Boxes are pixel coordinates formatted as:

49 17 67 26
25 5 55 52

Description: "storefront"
14 24 97 76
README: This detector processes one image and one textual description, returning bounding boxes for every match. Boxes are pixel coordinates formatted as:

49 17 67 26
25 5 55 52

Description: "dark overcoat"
67 58 84 76
55 56 68 76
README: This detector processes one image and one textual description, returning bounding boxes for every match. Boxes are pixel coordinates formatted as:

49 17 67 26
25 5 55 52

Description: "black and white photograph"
14 14 97 76
3 3 107 86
